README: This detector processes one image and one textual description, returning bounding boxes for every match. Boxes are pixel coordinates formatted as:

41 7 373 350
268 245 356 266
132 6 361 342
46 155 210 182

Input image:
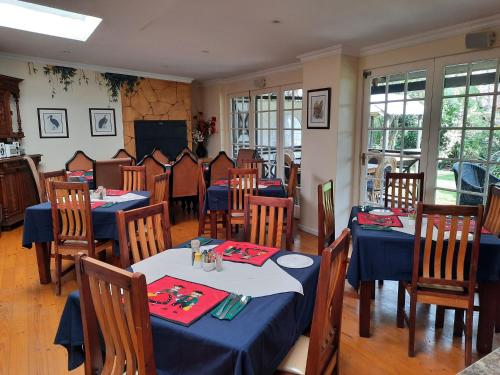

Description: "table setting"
55 237 320 374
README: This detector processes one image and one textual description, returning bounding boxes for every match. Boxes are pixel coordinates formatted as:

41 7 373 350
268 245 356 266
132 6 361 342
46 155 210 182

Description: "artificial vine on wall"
27 62 142 101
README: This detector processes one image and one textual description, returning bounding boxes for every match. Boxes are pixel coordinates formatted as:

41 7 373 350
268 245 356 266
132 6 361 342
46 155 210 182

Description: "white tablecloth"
131 245 304 297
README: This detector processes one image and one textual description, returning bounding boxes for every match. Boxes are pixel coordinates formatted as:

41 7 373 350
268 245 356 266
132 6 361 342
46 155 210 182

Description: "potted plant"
192 112 216 158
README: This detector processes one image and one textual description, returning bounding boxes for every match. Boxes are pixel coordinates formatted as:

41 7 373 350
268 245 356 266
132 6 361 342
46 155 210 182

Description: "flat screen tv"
134 120 187 162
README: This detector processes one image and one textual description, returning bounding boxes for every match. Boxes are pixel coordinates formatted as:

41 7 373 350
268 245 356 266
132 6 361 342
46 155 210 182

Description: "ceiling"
1 0 500 81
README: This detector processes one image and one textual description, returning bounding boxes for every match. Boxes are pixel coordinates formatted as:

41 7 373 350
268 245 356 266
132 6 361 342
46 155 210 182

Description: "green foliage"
42 65 88 97
99 73 142 102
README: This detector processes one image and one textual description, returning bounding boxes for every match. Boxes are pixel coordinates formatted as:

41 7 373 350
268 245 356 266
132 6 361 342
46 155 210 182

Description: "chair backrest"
373 157 397 191
412 203 484 292
152 172 170 204
228 168 258 214
121 166 146 191
40 169 67 202
287 162 298 200
241 159 264 179
236 148 256 167
384 172 424 209
208 151 235 185
65 150 95 172
244 195 294 250
49 181 95 254
198 165 207 215
95 158 132 189
306 229 350 375
176 147 198 162
317 180 335 255
484 184 500 236
75 253 156 375
137 154 168 192
151 148 169 165
171 153 199 198
116 202 172 268
112 149 136 165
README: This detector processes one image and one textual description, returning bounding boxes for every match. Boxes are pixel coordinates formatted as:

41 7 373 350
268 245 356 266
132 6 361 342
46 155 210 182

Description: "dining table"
346 206 500 354
22 191 151 284
206 178 287 238
54 238 320 375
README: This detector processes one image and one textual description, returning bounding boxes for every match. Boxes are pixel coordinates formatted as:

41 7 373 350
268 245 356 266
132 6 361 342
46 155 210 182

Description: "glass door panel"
229 95 250 158
283 88 302 203
254 92 278 178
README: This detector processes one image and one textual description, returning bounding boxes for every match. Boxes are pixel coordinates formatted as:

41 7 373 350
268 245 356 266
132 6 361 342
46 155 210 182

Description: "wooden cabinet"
0 155 41 228
0 74 23 140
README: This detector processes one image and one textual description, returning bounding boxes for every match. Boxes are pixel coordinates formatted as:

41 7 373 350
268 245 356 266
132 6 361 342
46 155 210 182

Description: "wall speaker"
465 31 496 49
254 77 266 89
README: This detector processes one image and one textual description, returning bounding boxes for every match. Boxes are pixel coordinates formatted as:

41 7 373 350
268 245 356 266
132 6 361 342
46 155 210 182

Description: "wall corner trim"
297 44 343 63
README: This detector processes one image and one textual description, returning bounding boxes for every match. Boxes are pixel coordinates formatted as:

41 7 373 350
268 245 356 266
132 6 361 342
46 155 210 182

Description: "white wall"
0 56 123 171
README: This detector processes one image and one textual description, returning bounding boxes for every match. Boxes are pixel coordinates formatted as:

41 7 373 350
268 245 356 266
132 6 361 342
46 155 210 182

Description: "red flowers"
194 112 216 138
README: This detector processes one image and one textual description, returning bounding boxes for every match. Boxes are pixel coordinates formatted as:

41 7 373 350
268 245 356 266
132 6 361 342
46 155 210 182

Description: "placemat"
147 275 229 326
213 241 281 266
432 216 491 234
357 212 403 227
106 189 129 196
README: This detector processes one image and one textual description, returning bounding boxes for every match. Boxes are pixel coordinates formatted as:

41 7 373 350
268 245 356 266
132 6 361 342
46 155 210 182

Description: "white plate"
369 208 394 216
276 254 314 269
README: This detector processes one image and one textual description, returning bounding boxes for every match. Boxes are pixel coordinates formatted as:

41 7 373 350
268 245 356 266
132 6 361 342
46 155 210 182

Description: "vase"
196 142 208 158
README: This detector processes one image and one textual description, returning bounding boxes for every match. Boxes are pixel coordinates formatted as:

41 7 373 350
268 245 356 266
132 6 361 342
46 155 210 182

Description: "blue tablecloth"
22 191 150 248
206 180 287 211
54 242 320 375
347 206 500 289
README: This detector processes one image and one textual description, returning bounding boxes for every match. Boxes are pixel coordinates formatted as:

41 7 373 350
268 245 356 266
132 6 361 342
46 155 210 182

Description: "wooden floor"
0 209 498 375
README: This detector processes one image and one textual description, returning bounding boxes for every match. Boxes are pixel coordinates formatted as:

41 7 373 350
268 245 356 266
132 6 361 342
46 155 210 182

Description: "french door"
360 49 500 205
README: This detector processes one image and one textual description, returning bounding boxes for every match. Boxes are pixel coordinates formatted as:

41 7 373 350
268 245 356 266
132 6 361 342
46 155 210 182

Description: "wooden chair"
112 148 136 165
236 148 256 167
95 158 132 189
385 172 424 209
176 147 198 162
39 169 67 202
484 184 500 236
241 159 264 179
151 147 169 165
368 157 397 203
65 150 95 172
287 162 299 201
397 203 484 366
278 229 350 375
170 153 199 220
152 172 170 204
317 180 335 255
244 195 294 250
75 253 156 375
137 154 167 192
120 166 146 191
116 202 172 268
226 168 258 239
198 165 226 236
208 151 235 185
49 181 113 295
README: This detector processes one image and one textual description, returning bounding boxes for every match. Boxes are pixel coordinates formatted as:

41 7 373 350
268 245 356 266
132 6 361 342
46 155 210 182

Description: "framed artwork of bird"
37 108 69 138
89 108 116 137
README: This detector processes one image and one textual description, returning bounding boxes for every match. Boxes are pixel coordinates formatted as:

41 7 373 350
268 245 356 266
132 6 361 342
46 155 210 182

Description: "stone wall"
121 78 192 158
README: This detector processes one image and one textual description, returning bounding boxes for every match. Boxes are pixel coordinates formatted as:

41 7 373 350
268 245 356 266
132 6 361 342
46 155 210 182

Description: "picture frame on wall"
37 108 69 138
307 88 331 129
89 108 116 137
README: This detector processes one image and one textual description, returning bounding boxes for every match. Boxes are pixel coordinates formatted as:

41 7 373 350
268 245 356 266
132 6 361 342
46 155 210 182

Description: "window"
229 95 250 159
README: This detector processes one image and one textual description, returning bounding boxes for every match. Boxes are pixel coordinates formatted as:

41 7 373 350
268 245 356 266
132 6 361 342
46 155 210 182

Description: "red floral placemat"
432 216 491 234
147 275 228 326
91 201 106 209
259 180 281 186
213 241 281 266
212 179 228 186
390 208 409 216
106 189 128 196
57 201 105 209
357 213 403 227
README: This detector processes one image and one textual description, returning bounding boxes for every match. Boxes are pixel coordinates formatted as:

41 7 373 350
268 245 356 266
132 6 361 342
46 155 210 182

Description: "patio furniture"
453 162 500 205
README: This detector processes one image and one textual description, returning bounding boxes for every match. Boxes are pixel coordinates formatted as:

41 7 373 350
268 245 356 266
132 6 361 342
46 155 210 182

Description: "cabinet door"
1 162 23 223
0 91 13 138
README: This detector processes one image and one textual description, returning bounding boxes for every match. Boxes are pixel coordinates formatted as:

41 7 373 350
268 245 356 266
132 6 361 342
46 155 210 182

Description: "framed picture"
89 108 116 136
307 88 331 129
37 108 69 138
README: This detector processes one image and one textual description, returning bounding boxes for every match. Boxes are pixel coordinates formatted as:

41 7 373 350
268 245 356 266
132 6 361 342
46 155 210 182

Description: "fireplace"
134 120 187 162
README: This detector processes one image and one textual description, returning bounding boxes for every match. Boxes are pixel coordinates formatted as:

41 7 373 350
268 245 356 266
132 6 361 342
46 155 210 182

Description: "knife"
214 293 236 317
219 295 242 319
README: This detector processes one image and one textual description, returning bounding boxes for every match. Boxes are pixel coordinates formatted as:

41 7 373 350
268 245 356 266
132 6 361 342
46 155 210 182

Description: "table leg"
35 242 51 284
359 281 373 337
210 211 217 239
477 281 500 354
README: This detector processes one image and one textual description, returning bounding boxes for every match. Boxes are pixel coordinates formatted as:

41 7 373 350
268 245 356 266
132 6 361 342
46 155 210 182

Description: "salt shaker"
215 253 223 272
191 239 200 266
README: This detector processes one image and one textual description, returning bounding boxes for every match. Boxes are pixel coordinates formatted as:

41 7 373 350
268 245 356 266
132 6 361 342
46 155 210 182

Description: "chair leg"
495 301 500 333
397 282 405 328
378 280 384 287
454 309 464 337
464 308 473 367
435 306 445 329
408 292 417 357
55 253 62 296
370 282 376 300
226 220 231 240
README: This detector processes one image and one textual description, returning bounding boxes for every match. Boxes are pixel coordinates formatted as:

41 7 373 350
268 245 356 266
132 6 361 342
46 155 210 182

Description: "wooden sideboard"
0 154 41 228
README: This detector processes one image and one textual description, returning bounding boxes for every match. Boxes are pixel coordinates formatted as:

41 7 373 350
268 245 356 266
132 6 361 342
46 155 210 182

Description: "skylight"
0 0 101 41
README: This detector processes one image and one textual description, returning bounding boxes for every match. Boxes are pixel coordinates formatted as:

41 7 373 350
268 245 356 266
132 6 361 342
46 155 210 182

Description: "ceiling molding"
359 13 500 57
202 61 302 86
297 44 343 62
0 52 194 83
